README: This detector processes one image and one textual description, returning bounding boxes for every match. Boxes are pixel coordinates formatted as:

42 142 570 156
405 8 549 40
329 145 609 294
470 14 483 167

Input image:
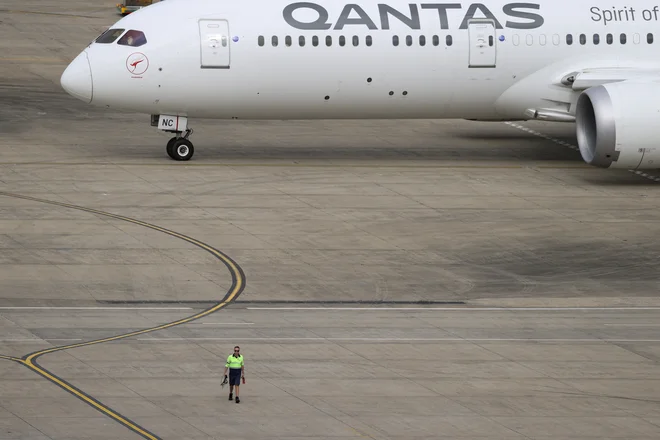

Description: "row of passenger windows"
394 35 454 47
257 35 454 47
513 32 654 46
259 35 373 47
259 32 657 48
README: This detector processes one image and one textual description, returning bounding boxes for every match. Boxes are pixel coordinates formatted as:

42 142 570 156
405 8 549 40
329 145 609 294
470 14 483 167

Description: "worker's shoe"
235 397 240 403
228 393 233 401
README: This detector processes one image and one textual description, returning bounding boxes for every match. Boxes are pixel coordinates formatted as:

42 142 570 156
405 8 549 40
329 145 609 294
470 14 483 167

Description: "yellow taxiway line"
0 191 246 440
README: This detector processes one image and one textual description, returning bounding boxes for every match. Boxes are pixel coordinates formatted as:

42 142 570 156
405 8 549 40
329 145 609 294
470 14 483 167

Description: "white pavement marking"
504 121 660 183
246 307 660 311
0 339 82 342
198 322 254 325
0 307 192 310
135 337 660 342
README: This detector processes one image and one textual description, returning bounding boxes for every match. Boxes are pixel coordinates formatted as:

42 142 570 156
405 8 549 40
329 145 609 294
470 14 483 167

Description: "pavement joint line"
0 162 590 169
134 337 660 342
245 306 660 310
0 190 246 440
0 9 100 19
0 339 82 342
504 121 660 182
99 300 466 305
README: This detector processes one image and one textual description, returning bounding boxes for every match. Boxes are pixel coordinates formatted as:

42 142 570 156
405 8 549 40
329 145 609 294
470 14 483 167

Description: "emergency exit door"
468 19 496 68
199 19 230 68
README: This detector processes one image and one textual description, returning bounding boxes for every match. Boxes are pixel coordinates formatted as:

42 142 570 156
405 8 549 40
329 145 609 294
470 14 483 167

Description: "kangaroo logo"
126 52 149 75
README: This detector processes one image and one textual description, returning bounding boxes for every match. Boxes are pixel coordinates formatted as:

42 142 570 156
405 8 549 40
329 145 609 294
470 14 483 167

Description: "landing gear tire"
167 138 194 161
166 137 177 158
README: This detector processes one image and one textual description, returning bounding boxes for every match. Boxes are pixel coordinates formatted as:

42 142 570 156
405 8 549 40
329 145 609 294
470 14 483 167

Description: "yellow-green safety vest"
226 354 244 369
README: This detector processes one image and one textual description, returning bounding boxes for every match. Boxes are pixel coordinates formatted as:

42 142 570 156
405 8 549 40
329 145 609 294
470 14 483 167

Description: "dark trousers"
229 368 242 386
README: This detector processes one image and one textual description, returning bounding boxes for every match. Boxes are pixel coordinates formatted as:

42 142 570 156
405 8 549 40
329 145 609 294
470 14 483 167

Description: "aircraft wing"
505 65 660 123
565 67 660 90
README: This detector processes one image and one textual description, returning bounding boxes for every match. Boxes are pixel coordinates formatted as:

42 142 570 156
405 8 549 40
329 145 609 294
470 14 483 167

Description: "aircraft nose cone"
60 51 92 103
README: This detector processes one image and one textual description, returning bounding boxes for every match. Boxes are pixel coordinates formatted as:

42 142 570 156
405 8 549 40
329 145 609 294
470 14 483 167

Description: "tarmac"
1 1 660 439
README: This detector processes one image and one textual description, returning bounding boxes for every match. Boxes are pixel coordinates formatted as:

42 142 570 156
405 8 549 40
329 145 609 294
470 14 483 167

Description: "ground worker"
223 345 244 403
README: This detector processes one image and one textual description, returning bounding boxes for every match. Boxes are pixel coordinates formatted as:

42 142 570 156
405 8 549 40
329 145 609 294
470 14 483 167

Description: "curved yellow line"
23 297 239 362
0 191 245 440
20 358 160 439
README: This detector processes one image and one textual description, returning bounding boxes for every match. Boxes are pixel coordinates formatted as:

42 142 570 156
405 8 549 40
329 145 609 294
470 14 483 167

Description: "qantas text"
282 2 545 30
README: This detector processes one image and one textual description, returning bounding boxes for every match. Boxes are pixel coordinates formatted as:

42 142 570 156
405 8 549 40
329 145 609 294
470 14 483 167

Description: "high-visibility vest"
226 354 244 369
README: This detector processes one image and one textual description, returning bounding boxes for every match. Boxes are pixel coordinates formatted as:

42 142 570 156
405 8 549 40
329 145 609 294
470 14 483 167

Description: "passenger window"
326 35 332 46
419 35 426 46
117 30 147 47
620 33 627 44
513 34 520 46
95 28 125 44
352 35 359 46
285 36 292 47
258 36 264 47
634 33 640 44
339 36 346 46
540 34 547 46
366 35 372 46
312 36 319 47
446 35 453 46
393 35 399 46
566 34 573 45
406 35 412 46
579 34 586 45
432 35 439 46
607 33 613 44
526 34 533 46
552 34 560 45
593 34 600 44
299 36 305 47
648 33 654 44
272 36 278 47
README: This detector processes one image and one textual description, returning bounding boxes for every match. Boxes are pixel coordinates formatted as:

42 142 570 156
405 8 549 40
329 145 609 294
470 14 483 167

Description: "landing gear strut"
166 129 194 161
152 114 194 161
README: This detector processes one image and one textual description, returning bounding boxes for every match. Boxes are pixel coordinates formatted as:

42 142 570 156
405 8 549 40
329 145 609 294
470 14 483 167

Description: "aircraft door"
467 19 496 68
199 19 230 68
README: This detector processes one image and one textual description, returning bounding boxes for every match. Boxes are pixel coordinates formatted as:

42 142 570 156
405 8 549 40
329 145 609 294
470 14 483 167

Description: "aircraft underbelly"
154 64 508 119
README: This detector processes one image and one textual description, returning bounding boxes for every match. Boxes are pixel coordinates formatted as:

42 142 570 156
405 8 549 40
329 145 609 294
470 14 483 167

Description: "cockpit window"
95 28 125 44
118 30 147 47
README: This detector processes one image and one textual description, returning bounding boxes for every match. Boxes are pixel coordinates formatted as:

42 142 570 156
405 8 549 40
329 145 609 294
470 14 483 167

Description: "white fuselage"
63 0 660 120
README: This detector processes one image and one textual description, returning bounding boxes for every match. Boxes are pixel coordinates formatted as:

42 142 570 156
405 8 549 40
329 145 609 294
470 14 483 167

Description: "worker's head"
234 345 240 354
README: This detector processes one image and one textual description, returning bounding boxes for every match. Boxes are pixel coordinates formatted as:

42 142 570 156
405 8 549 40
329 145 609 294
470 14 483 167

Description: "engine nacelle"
576 81 660 169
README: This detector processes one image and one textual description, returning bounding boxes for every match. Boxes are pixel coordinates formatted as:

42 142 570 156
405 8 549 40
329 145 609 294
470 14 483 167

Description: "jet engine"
575 81 660 169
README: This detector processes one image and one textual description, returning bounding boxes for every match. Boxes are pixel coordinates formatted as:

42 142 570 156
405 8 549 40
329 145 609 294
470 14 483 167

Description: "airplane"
60 0 660 169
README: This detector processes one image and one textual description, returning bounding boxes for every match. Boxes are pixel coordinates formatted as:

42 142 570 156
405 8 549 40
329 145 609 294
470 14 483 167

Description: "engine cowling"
576 81 660 169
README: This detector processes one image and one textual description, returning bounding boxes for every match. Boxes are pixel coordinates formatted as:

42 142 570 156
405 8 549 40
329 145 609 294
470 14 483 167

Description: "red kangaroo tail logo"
126 52 149 75
130 59 143 71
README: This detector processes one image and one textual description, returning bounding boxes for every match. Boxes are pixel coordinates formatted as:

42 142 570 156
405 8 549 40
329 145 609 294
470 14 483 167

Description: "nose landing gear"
166 129 194 161
152 114 195 161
